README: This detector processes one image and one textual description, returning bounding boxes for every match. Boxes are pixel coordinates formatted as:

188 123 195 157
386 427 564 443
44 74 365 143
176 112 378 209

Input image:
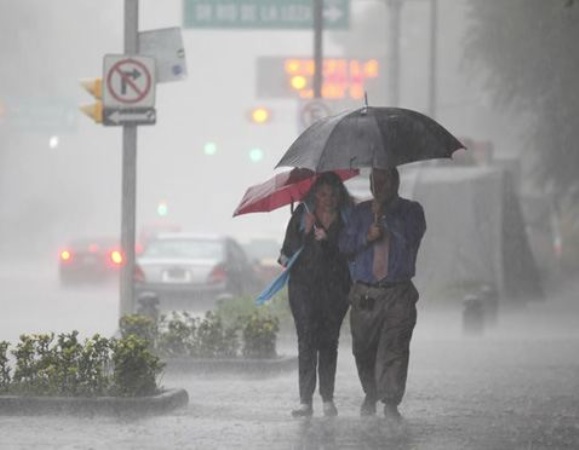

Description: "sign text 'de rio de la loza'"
183 0 349 30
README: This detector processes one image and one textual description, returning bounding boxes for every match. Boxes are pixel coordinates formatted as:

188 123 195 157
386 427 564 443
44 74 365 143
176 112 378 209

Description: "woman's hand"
314 227 327 241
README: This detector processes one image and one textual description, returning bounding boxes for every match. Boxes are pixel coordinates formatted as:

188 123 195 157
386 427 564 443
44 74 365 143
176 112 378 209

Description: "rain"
1 0 578 448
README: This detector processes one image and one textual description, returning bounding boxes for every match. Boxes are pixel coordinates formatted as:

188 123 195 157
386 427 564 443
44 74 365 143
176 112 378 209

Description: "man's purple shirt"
338 196 426 284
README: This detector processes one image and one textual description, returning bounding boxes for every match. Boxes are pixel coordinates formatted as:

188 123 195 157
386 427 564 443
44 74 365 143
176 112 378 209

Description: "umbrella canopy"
233 168 359 217
276 106 465 172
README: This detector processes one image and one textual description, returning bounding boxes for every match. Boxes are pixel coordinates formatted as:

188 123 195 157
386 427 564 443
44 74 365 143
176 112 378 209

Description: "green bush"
0 331 163 398
240 311 280 359
111 334 164 397
0 341 11 393
119 314 157 345
153 305 283 360
192 311 239 359
156 311 197 358
0 297 288 398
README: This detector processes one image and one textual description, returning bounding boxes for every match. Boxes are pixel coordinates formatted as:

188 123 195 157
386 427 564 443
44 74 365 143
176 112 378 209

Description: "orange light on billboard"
364 59 379 78
290 75 308 91
281 57 380 100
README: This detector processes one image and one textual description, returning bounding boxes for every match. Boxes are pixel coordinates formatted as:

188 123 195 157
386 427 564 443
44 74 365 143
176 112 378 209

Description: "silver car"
134 232 261 311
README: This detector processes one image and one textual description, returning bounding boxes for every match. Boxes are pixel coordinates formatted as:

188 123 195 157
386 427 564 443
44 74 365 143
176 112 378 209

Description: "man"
339 167 426 421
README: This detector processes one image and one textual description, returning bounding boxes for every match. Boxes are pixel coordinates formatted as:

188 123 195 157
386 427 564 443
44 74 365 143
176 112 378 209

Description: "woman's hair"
304 171 354 210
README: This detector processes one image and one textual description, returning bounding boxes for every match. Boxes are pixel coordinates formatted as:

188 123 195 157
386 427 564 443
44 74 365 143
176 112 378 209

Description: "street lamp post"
387 0 438 116
428 0 438 118
387 0 403 106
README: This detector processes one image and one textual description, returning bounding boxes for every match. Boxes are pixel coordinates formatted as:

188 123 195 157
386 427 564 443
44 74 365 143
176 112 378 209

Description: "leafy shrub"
119 314 157 345
154 308 279 360
111 334 164 397
0 331 163 398
0 341 11 393
240 311 280 359
156 311 197 358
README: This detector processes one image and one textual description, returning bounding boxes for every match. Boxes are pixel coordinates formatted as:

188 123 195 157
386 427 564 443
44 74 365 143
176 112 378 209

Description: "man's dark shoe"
383 403 403 422
360 397 377 416
291 403 313 417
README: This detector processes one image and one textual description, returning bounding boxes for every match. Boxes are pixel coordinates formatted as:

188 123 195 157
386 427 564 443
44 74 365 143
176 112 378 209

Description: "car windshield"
142 238 224 260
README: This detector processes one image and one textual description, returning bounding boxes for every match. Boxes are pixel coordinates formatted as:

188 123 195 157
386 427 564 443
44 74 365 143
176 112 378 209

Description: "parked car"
58 237 123 286
134 232 262 311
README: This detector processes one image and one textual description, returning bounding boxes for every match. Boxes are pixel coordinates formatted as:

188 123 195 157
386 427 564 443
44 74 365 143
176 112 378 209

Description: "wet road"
1 266 578 449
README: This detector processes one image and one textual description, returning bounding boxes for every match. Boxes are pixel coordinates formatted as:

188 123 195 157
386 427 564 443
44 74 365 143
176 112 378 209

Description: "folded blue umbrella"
255 247 303 306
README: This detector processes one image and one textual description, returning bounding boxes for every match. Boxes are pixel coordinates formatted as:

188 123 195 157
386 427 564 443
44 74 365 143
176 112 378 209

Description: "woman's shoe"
360 396 377 416
291 403 313 417
323 401 338 417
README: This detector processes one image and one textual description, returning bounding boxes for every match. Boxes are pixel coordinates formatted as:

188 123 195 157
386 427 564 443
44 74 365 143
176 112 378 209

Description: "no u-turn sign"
103 55 156 109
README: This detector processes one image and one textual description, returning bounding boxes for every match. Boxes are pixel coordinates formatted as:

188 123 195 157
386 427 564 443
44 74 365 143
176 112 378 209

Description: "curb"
164 355 298 375
0 388 189 416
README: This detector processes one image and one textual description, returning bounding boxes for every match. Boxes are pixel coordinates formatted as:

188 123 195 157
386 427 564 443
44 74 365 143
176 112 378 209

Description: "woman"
279 171 354 417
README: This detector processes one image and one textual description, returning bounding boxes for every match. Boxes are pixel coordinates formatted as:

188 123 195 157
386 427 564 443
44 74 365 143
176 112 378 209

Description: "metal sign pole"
428 0 438 119
119 0 139 318
387 0 403 107
313 0 323 99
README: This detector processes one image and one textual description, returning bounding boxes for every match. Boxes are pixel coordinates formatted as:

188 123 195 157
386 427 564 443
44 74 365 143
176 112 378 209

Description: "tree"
464 0 579 200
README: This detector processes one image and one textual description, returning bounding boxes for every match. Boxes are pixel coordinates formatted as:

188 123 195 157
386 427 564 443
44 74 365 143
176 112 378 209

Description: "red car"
58 237 124 286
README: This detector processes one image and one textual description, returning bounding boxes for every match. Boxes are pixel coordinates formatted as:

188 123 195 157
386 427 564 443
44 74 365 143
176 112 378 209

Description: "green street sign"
2 97 78 133
183 0 349 30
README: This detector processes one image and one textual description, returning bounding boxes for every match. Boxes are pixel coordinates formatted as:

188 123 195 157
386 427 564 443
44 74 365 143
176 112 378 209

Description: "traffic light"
248 147 264 163
156 200 168 217
203 141 218 156
79 78 103 123
248 107 272 124
48 135 60 149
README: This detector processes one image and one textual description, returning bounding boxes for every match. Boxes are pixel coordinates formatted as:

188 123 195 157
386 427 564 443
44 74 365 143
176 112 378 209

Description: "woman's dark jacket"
280 203 351 295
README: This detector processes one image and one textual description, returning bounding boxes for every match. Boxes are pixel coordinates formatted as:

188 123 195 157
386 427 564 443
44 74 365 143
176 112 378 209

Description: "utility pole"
387 0 403 106
119 0 139 317
313 0 323 99
428 0 438 118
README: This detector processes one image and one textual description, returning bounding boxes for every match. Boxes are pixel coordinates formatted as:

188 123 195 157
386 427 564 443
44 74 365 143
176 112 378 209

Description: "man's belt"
356 280 409 289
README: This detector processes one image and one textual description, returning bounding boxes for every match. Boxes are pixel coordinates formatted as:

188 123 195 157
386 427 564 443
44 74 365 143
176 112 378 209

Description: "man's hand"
371 200 384 218
366 222 383 243
367 201 385 243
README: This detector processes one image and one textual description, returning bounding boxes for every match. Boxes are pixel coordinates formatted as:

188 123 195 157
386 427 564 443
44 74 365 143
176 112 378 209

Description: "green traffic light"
157 202 168 217
249 148 264 162
204 142 217 156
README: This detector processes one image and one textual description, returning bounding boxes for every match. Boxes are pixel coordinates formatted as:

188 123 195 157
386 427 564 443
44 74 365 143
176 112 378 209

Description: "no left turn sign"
103 55 156 109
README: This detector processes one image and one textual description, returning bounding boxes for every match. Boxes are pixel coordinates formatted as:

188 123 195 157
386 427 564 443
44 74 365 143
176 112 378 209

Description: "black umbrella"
276 106 465 171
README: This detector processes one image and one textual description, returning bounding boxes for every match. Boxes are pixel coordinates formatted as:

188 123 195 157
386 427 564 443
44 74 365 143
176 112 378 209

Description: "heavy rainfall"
0 0 578 449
